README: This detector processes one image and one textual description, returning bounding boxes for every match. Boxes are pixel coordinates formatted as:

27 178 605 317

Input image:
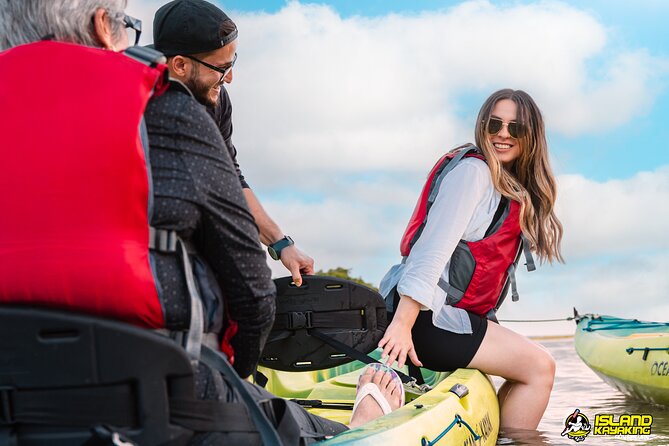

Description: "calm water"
493 339 669 445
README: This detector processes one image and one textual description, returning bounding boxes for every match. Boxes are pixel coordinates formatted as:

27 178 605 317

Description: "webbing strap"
149 227 204 366
148 227 177 252
272 310 365 331
178 239 204 366
507 263 519 302
521 234 536 272
427 148 474 205
201 346 284 446
309 330 415 385
437 278 464 304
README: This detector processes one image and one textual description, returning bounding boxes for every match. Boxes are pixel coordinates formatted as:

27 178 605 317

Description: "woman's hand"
378 295 423 369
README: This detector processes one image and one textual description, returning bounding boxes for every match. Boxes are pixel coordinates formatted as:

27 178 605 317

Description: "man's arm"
213 87 314 285
243 188 314 286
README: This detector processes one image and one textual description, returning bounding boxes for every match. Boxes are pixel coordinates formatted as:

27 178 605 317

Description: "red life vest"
0 41 169 328
399 145 535 317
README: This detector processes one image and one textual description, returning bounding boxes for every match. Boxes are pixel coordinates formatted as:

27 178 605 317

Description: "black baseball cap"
152 0 238 57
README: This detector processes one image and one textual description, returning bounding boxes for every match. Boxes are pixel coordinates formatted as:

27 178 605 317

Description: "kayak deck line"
626 346 669 361
582 317 669 332
420 414 481 446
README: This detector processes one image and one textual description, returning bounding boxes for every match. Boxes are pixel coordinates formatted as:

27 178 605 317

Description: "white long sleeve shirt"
380 157 501 334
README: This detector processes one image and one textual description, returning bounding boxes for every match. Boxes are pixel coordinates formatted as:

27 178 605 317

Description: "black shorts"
388 291 488 371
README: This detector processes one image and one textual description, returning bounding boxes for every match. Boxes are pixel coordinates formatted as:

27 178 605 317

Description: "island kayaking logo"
561 409 653 442
561 409 591 442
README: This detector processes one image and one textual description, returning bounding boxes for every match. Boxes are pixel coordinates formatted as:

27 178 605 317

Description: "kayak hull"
574 314 669 406
261 357 499 445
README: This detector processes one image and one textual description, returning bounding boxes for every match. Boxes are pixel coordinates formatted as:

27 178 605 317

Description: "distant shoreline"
530 334 574 341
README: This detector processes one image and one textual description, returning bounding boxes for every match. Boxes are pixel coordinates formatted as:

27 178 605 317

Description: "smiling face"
185 40 237 107
486 98 523 167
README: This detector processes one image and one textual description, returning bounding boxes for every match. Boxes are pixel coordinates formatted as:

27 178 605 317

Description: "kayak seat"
0 305 195 446
260 276 387 372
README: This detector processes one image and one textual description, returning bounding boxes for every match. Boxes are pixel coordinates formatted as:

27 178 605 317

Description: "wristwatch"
268 236 294 260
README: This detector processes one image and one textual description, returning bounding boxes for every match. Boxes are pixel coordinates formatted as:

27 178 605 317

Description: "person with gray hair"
0 0 140 51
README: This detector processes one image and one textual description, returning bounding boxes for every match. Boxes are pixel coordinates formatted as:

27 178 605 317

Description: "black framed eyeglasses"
185 53 237 85
486 117 526 139
123 14 142 46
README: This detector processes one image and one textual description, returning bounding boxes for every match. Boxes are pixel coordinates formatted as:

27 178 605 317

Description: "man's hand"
279 245 314 287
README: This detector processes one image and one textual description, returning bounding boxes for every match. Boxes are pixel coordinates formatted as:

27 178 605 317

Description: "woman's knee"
530 348 556 388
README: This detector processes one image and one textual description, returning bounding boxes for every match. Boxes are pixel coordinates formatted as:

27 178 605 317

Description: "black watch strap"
268 236 294 260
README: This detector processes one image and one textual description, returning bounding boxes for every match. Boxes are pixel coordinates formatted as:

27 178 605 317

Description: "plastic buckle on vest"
149 227 178 253
0 387 15 425
287 312 313 330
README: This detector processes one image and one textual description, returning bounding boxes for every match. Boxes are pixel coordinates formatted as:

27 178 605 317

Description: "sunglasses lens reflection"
488 118 503 134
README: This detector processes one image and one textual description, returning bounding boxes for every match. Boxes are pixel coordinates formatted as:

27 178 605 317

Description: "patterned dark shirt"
144 80 275 378
207 86 249 189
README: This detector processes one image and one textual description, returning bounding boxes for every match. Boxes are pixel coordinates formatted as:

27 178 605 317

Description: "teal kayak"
575 313 669 406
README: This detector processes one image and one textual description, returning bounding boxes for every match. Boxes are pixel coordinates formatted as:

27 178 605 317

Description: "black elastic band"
309 330 415 384
272 310 365 331
408 363 425 386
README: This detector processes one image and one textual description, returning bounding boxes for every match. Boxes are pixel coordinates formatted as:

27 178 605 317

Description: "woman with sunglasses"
379 89 564 430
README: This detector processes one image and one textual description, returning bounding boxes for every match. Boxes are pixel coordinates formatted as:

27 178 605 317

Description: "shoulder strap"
426 146 480 205
123 46 166 67
407 146 483 253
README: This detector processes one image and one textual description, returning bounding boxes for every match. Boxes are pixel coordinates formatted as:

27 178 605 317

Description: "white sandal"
351 382 394 418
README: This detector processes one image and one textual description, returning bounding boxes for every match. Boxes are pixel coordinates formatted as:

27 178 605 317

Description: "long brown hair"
473 89 563 263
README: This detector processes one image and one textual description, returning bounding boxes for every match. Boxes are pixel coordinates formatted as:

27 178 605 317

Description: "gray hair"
0 0 127 50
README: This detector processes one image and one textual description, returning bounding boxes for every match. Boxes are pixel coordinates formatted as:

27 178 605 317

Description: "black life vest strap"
309 330 417 385
272 310 365 331
408 363 425 386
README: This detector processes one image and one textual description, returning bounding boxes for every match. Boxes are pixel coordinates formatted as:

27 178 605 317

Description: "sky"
128 0 669 335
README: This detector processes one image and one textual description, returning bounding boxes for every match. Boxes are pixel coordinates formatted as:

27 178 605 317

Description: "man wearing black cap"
143 1 401 443
152 0 315 289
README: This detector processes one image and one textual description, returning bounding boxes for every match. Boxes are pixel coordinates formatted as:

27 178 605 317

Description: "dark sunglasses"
486 117 525 139
185 53 237 85
122 14 142 46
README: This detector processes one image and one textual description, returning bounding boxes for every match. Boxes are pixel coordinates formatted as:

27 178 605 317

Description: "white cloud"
557 166 669 258
128 0 667 182
222 0 667 184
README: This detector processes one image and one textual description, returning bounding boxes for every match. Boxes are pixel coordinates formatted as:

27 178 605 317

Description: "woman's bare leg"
467 320 555 429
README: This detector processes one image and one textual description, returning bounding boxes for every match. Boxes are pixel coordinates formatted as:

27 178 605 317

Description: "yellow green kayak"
260 353 499 445
575 313 669 406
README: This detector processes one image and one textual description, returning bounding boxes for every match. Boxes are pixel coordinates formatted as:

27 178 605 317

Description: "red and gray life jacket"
0 41 172 327
398 145 535 318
